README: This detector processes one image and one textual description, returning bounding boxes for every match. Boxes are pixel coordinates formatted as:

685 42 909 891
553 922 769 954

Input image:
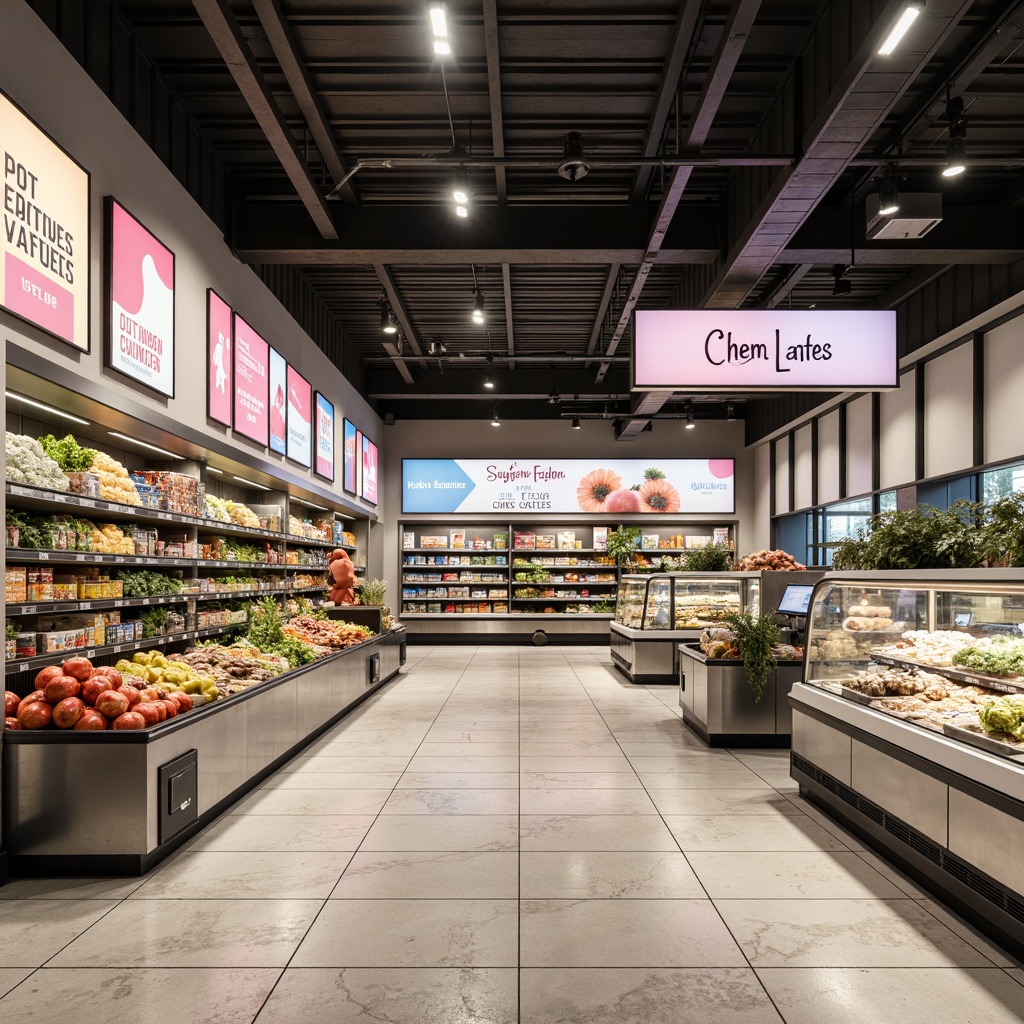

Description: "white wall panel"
925 344 974 479
846 396 873 497
794 424 813 510
752 443 772 551
984 313 1024 465
817 411 840 505
775 438 791 515
880 372 916 490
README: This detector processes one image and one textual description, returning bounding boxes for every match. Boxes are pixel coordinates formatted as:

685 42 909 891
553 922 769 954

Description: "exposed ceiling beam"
191 0 338 238
373 262 425 381
630 0 705 202
606 0 764 440
586 264 622 357
702 0 974 308
873 264 954 308
250 0 357 205
501 263 515 369
761 264 815 308
481 0 507 204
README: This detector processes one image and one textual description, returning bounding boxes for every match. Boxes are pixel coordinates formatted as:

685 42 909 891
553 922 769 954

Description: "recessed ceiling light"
108 431 184 459
6 391 91 426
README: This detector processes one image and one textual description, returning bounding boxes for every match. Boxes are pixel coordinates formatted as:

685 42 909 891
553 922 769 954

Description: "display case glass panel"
803 574 1024 759
673 576 752 628
615 577 649 629
642 576 672 630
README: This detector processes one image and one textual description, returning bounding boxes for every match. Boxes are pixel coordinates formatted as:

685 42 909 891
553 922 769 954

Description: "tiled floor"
2 644 1023 1023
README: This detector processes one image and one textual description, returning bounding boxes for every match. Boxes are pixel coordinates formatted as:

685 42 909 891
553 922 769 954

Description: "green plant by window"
722 610 780 702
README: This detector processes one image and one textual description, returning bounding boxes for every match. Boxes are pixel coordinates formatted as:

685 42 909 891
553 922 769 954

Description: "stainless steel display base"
404 614 611 645
609 622 697 684
1 630 405 877
790 682 1024 959
678 644 800 746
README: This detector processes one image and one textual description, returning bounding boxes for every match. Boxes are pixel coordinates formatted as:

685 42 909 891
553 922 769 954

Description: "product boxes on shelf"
403 531 416 549
6 566 27 603
450 530 466 549
37 628 86 653
494 532 508 548
514 532 536 550
593 527 608 551
713 527 731 547
421 535 448 548
536 535 556 549
27 567 54 603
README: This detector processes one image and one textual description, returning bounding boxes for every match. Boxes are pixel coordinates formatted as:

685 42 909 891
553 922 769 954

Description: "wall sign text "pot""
633 309 897 391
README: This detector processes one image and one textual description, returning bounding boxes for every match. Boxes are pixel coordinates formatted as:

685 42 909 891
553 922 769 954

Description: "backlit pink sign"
634 309 897 391
233 313 269 445
207 290 232 426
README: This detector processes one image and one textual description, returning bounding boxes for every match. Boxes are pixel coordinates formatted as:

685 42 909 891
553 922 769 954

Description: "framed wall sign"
286 365 312 467
105 197 175 396
314 391 335 481
1 90 90 352
269 346 287 455
343 418 358 495
361 435 378 505
232 313 269 446
206 289 232 426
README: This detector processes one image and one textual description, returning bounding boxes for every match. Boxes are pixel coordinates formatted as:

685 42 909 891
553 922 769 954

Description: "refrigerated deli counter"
2 629 405 876
789 570 1024 957
610 570 821 684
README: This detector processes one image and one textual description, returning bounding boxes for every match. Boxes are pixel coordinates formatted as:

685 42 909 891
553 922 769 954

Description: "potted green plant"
358 577 388 606
683 543 733 572
722 610 780 702
606 526 642 571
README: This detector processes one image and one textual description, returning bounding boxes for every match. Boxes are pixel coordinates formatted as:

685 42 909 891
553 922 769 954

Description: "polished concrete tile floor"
2 644 1023 1023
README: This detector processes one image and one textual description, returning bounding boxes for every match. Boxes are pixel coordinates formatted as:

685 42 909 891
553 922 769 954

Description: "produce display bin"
1 628 405 876
678 643 804 746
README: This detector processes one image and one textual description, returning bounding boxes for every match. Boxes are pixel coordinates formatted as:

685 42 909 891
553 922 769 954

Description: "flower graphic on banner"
638 477 681 513
577 468 622 512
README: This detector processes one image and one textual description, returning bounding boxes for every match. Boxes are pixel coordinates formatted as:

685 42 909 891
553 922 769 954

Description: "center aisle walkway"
2 645 1023 1023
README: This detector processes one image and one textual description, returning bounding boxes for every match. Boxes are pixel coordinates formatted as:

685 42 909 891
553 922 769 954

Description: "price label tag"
80 602 91 610
142 598 151 605
76 553 86 561
53 494 66 503
38 551 49 560
22 605 36 614
11 486 30 496
85 649 95 658
79 498 96 507
113 645 123 654
19 662 30 672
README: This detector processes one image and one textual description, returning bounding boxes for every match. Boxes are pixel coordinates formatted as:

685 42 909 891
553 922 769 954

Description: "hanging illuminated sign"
232 313 269 445
633 309 898 391
1 90 90 351
206 290 232 426
286 365 312 467
402 459 734 514
315 392 335 481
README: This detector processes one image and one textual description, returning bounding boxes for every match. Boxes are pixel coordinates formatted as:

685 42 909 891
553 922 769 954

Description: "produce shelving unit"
398 520 738 643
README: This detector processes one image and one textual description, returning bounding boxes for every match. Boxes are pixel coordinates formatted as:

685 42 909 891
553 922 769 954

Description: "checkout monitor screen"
777 584 815 617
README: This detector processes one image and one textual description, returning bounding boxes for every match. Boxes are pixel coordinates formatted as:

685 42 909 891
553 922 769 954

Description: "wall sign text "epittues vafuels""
633 309 897 391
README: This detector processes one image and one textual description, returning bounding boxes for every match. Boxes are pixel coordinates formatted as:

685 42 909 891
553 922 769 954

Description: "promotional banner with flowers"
402 459 734 514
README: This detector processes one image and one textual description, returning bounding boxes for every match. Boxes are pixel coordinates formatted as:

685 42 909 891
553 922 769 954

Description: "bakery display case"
789 569 1024 958
611 572 759 684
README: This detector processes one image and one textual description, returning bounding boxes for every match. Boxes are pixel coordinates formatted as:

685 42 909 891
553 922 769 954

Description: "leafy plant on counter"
722 610 780 703
606 527 642 569
830 502 987 570
358 577 388 605
37 433 97 472
682 544 733 572
983 492 1024 567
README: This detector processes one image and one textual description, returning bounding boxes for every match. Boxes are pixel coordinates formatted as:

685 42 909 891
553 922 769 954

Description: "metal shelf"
5 623 245 676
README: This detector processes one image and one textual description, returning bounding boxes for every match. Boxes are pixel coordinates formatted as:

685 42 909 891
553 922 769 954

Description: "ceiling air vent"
866 192 942 240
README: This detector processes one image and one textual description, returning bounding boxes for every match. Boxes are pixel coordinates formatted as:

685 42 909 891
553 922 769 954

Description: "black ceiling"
30 0 1024 434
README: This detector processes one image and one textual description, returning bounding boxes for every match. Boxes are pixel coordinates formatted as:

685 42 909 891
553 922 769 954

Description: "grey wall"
1 1 381 518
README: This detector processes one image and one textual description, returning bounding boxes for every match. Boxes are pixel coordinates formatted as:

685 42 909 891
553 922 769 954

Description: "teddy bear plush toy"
327 548 357 605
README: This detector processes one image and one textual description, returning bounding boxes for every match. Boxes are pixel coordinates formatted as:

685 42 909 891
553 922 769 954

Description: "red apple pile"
4 657 193 732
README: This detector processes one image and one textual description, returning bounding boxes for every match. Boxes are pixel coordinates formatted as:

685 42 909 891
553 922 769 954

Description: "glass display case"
610 572 762 684
790 570 1024 960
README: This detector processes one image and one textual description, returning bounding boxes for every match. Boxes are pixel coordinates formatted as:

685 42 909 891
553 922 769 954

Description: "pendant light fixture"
429 3 450 56
548 382 560 404
877 165 901 216
380 296 399 334
942 92 968 178
570 394 581 429
472 290 486 324
684 402 696 429
483 354 495 390
490 404 501 427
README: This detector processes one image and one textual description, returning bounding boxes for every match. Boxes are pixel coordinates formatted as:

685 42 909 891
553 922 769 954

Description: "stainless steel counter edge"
3 628 406 745
790 681 1024 802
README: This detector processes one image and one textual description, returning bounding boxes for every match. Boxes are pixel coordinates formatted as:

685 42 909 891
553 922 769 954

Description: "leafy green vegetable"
38 433 97 472
952 638 1024 677
683 544 733 572
117 570 182 597
978 695 1024 739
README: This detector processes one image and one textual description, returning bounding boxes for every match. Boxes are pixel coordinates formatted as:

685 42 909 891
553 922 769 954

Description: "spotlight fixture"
483 355 495 390
877 166 901 216
877 2 924 56
726 402 736 422
684 404 695 430
490 405 501 427
427 337 447 357
108 431 185 460
452 165 469 206
832 264 853 297
942 92 967 177
429 3 450 56
380 299 399 334
571 415 581 430
557 131 590 182
472 290 486 324
5 390 91 426
547 383 560 405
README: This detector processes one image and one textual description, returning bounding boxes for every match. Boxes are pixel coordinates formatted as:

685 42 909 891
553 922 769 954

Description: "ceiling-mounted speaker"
866 192 942 240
